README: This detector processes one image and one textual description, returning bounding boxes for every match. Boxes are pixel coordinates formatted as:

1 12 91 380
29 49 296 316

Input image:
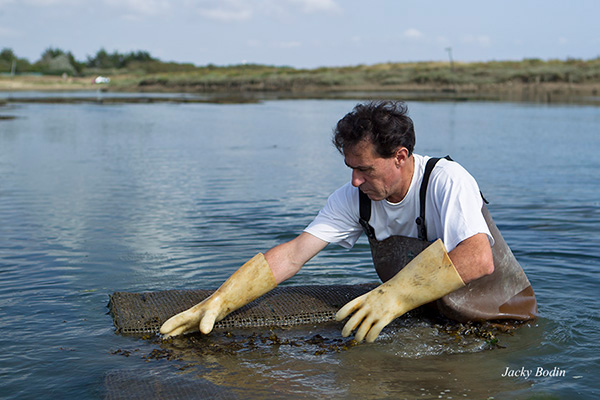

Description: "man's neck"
386 155 414 203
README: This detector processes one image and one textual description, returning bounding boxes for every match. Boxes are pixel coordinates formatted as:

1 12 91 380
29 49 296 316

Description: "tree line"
2 46 599 89
0 47 159 75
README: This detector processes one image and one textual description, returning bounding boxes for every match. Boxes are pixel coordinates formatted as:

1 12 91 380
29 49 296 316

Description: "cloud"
403 28 423 39
103 0 171 16
462 34 491 47
289 0 341 14
436 36 450 45
0 0 81 5
0 0 341 25
198 7 252 22
0 26 19 37
247 39 262 47
558 37 568 45
192 0 341 22
274 41 301 48
194 0 253 22
1 0 170 16
30 0 81 4
198 0 253 22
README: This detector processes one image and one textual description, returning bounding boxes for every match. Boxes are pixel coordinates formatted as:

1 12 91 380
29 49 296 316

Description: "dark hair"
333 100 415 158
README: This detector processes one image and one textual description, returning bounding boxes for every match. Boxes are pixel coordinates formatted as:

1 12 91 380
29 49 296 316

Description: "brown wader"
358 157 538 322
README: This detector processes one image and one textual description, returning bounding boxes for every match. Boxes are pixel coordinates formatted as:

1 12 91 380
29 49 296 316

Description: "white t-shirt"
304 154 493 252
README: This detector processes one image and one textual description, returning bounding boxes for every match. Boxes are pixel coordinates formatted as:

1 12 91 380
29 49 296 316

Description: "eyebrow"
344 159 372 171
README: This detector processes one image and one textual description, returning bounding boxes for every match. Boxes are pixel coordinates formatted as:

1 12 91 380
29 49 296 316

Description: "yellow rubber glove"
335 239 465 343
160 253 277 338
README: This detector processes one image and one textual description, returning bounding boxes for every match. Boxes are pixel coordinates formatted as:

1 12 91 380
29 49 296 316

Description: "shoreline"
1 75 599 106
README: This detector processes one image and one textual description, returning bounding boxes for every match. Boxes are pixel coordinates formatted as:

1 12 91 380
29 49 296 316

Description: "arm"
448 232 494 283
160 232 328 338
336 239 466 343
266 232 329 283
335 233 494 343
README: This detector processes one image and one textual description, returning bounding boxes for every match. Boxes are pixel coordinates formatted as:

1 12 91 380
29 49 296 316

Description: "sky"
0 0 599 69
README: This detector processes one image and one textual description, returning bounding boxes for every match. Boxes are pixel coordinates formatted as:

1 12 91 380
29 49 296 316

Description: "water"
0 98 599 399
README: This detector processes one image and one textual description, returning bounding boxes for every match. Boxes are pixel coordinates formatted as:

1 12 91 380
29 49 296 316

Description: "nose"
351 169 365 187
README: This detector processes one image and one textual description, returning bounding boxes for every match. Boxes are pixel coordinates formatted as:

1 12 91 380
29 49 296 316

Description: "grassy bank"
2 58 600 104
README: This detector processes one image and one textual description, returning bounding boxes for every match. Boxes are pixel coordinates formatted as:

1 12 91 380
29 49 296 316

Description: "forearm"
160 232 327 337
160 252 276 337
265 232 328 284
448 232 494 283
336 239 465 342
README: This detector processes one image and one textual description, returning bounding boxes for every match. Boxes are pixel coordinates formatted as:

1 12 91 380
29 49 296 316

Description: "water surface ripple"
0 100 598 399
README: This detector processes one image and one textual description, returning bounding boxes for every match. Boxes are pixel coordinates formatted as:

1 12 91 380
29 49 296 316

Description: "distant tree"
86 48 110 69
0 48 16 73
126 50 155 64
66 52 85 74
86 48 157 70
35 47 81 75
0 48 17 62
0 47 33 74
40 47 66 62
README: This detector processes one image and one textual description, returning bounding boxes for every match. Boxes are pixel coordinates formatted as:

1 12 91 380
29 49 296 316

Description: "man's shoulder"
426 157 481 199
316 181 360 223
327 181 359 207
431 156 474 181
412 154 469 183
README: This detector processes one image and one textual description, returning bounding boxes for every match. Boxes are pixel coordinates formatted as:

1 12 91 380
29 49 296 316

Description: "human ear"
394 147 409 167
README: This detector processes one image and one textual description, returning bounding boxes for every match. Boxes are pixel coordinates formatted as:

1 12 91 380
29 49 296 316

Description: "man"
161 101 537 343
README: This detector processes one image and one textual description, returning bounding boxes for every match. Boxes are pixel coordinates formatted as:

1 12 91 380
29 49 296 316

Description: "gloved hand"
335 239 465 343
160 253 277 338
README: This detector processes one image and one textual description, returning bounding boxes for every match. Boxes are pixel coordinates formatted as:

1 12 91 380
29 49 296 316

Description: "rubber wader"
358 157 538 322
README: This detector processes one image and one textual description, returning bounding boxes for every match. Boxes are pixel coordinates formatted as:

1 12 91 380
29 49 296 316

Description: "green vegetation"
0 48 33 74
1 47 170 76
123 58 600 103
0 46 205 76
2 47 600 101
123 57 600 94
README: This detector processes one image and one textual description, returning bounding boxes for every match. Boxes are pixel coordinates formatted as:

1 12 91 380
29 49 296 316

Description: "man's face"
344 139 408 203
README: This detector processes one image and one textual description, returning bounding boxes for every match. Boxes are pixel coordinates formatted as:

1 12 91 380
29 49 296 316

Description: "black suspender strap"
358 189 376 240
416 155 453 241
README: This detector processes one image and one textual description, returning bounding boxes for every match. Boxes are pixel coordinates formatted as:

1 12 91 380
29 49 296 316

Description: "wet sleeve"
304 183 363 249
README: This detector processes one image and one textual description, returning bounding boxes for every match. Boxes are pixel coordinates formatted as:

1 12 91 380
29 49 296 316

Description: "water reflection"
0 99 598 399
106 320 534 400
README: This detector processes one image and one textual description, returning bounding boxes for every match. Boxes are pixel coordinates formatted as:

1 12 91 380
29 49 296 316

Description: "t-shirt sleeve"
429 162 494 252
304 183 363 249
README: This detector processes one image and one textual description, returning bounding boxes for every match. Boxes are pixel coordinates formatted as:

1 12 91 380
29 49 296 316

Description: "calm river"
0 97 599 399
